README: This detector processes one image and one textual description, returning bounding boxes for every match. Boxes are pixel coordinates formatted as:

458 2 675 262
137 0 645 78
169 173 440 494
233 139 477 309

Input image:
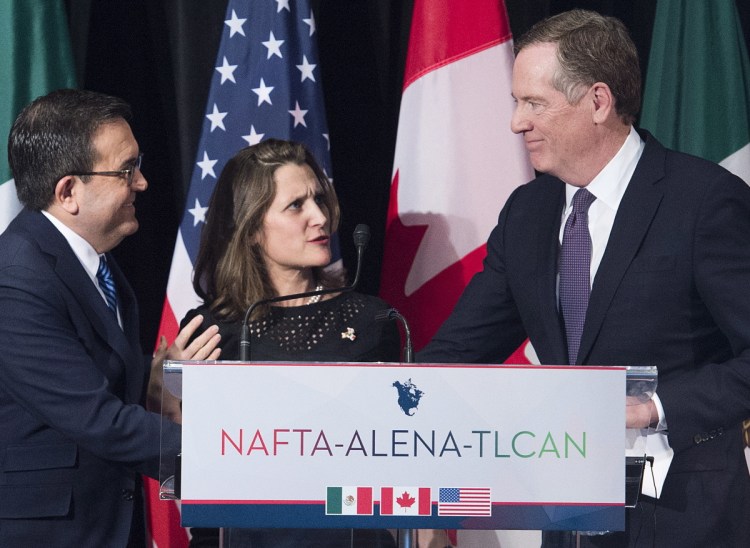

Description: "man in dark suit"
419 10 750 547
0 89 221 547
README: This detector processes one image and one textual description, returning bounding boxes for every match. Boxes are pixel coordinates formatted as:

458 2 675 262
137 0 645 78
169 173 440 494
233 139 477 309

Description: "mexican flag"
325 486 374 515
640 0 750 184
640 0 750 472
0 0 77 233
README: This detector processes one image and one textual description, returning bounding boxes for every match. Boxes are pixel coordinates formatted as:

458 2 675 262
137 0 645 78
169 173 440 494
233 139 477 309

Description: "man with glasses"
0 89 221 546
71 152 144 184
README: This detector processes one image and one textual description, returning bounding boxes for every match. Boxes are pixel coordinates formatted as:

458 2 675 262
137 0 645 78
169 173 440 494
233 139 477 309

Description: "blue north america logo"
392 378 424 416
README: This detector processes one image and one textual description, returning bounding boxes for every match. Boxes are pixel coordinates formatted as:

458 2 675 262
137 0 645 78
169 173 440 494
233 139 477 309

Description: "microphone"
375 307 414 363
238 224 370 361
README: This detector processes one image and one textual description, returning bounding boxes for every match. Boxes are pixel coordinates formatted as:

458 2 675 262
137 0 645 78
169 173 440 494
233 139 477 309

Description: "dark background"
61 0 750 350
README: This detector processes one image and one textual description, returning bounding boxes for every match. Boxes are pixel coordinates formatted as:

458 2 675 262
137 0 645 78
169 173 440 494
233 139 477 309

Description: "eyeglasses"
69 153 143 186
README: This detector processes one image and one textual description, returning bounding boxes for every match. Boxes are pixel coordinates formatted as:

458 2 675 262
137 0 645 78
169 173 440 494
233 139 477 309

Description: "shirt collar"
41 210 102 280
565 126 645 210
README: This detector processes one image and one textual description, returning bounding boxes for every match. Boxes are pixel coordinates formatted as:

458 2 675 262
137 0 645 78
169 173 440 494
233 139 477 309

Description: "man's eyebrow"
119 155 139 170
516 93 544 103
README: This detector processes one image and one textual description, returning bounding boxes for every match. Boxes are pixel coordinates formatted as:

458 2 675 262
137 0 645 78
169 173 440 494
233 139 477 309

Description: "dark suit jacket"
419 132 750 543
0 209 180 547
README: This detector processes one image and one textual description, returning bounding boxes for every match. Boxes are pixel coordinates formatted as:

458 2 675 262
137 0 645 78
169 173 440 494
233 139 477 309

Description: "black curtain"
62 0 750 350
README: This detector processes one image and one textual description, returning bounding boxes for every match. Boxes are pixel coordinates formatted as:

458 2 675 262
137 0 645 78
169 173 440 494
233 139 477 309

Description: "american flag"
156 0 336 346
437 487 492 517
146 1 335 545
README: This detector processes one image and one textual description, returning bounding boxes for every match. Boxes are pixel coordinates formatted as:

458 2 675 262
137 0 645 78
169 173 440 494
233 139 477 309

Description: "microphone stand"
374 308 414 364
238 224 370 361
375 307 415 548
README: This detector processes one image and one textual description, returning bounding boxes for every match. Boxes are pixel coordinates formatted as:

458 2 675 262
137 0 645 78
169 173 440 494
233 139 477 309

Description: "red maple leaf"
380 172 486 350
396 491 416 508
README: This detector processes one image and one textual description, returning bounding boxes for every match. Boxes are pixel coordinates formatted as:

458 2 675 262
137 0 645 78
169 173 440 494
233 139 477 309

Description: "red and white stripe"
144 231 200 547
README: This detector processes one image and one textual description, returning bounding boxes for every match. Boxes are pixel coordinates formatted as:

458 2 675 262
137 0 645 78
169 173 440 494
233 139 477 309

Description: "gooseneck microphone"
375 307 414 363
238 224 370 361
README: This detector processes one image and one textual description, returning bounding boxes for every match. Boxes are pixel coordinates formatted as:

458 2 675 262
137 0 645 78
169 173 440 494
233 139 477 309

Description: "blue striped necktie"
96 255 118 315
559 188 596 364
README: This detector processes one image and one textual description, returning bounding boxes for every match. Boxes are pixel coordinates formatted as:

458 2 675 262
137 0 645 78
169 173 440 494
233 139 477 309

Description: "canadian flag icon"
379 486 432 516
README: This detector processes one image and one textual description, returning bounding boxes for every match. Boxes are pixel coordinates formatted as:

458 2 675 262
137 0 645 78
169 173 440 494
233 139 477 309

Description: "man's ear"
591 82 614 124
53 175 80 215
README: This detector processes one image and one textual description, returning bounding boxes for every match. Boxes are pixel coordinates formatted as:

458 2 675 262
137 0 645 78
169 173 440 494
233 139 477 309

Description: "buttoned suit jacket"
419 132 750 542
0 209 180 547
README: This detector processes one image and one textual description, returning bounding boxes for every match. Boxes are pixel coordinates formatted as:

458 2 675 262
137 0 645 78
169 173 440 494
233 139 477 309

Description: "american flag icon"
437 487 492 516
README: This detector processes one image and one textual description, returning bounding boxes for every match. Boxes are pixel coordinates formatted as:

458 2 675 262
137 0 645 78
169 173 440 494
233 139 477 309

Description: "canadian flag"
379 1 538 545
380 0 534 360
380 486 432 516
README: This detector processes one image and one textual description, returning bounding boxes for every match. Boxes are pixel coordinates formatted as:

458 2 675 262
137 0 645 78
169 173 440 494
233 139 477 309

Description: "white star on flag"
153 0 340 544
296 55 316 82
196 151 218 179
262 31 284 59
252 78 274 106
215 56 238 84
289 101 308 127
205 104 228 131
224 9 246 37
276 0 291 13
188 199 208 226
242 125 265 146
303 11 316 36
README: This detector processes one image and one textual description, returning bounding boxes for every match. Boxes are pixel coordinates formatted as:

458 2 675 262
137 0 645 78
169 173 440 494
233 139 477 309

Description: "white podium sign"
174 362 625 531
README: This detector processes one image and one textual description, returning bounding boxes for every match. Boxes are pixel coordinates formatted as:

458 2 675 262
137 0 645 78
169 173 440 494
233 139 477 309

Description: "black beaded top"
182 292 401 363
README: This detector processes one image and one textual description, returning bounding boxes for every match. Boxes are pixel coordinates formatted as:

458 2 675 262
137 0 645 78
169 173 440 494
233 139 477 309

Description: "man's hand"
626 397 658 429
165 314 222 362
146 315 221 423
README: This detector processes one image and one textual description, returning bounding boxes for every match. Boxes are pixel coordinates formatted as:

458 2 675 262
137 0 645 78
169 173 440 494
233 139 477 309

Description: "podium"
159 362 656 542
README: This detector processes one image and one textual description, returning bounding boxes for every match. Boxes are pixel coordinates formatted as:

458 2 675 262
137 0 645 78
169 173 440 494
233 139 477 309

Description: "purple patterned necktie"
559 188 596 364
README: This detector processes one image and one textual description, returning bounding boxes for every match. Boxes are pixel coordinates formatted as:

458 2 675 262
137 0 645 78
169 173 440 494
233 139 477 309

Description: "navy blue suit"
0 209 180 547
419 133 750 546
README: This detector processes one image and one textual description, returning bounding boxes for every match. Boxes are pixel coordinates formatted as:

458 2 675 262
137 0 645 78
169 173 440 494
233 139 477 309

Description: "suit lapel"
534 181 569 364
27 212 142 399
107 255 145 403
577 135 666 364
